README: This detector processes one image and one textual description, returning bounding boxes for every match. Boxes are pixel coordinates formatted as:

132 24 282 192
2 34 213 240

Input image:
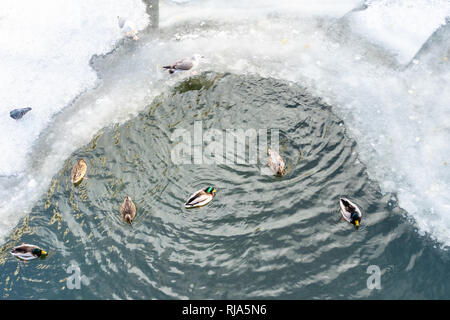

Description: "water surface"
1 73 448 299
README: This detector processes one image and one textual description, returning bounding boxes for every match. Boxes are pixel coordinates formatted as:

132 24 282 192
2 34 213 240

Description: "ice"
345 0 450 65
0 0 450 248
0 0 148 177
0 0 148 241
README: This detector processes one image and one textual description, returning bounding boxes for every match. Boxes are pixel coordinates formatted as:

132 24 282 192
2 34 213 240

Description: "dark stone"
10 107 32 120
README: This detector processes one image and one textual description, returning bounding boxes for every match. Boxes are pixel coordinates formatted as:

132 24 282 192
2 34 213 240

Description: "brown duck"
121 196 136 225
71 159 87 184
268 148 285 176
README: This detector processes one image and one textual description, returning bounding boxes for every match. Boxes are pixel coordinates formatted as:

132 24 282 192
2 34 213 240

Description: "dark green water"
0 73 449 299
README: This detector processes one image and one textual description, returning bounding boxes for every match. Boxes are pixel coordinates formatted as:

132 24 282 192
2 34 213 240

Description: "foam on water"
0 0 449 248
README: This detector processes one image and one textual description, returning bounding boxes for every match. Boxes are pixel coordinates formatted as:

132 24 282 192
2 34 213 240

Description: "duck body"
268 148 285 176
185 187 216 209
71 159 87 184
10 243 47 261
340 197 362 228
121 196 136 224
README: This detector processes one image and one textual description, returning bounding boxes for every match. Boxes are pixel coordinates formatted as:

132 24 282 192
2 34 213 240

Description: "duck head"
351 212 360 229
205 186 216 196
32 248 48 257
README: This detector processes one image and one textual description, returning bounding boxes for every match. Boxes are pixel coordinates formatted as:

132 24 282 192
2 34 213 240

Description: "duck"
339 197 362 229
10 243 47 261
185 187 216 208
268 148 285 176
71 159 87 184
121 196 136 225
162 54 204 74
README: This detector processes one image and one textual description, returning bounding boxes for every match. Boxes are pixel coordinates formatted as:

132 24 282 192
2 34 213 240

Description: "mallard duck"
268 148 285 176
185 187 216 208
10 243 47 261
339 198 362 229
71 159 87 184
121 196 136 225
162 54 204 74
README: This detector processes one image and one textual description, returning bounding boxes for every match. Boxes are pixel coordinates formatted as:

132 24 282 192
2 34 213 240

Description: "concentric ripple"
0 73 448 299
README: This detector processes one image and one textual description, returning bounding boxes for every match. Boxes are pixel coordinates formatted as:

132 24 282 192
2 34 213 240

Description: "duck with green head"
339 198 362 229
10 243 48 261
185 186 217 208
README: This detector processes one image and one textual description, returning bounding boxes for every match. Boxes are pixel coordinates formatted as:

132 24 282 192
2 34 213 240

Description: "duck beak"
212 188 216 193
41 250 48 256
355 220 360 229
